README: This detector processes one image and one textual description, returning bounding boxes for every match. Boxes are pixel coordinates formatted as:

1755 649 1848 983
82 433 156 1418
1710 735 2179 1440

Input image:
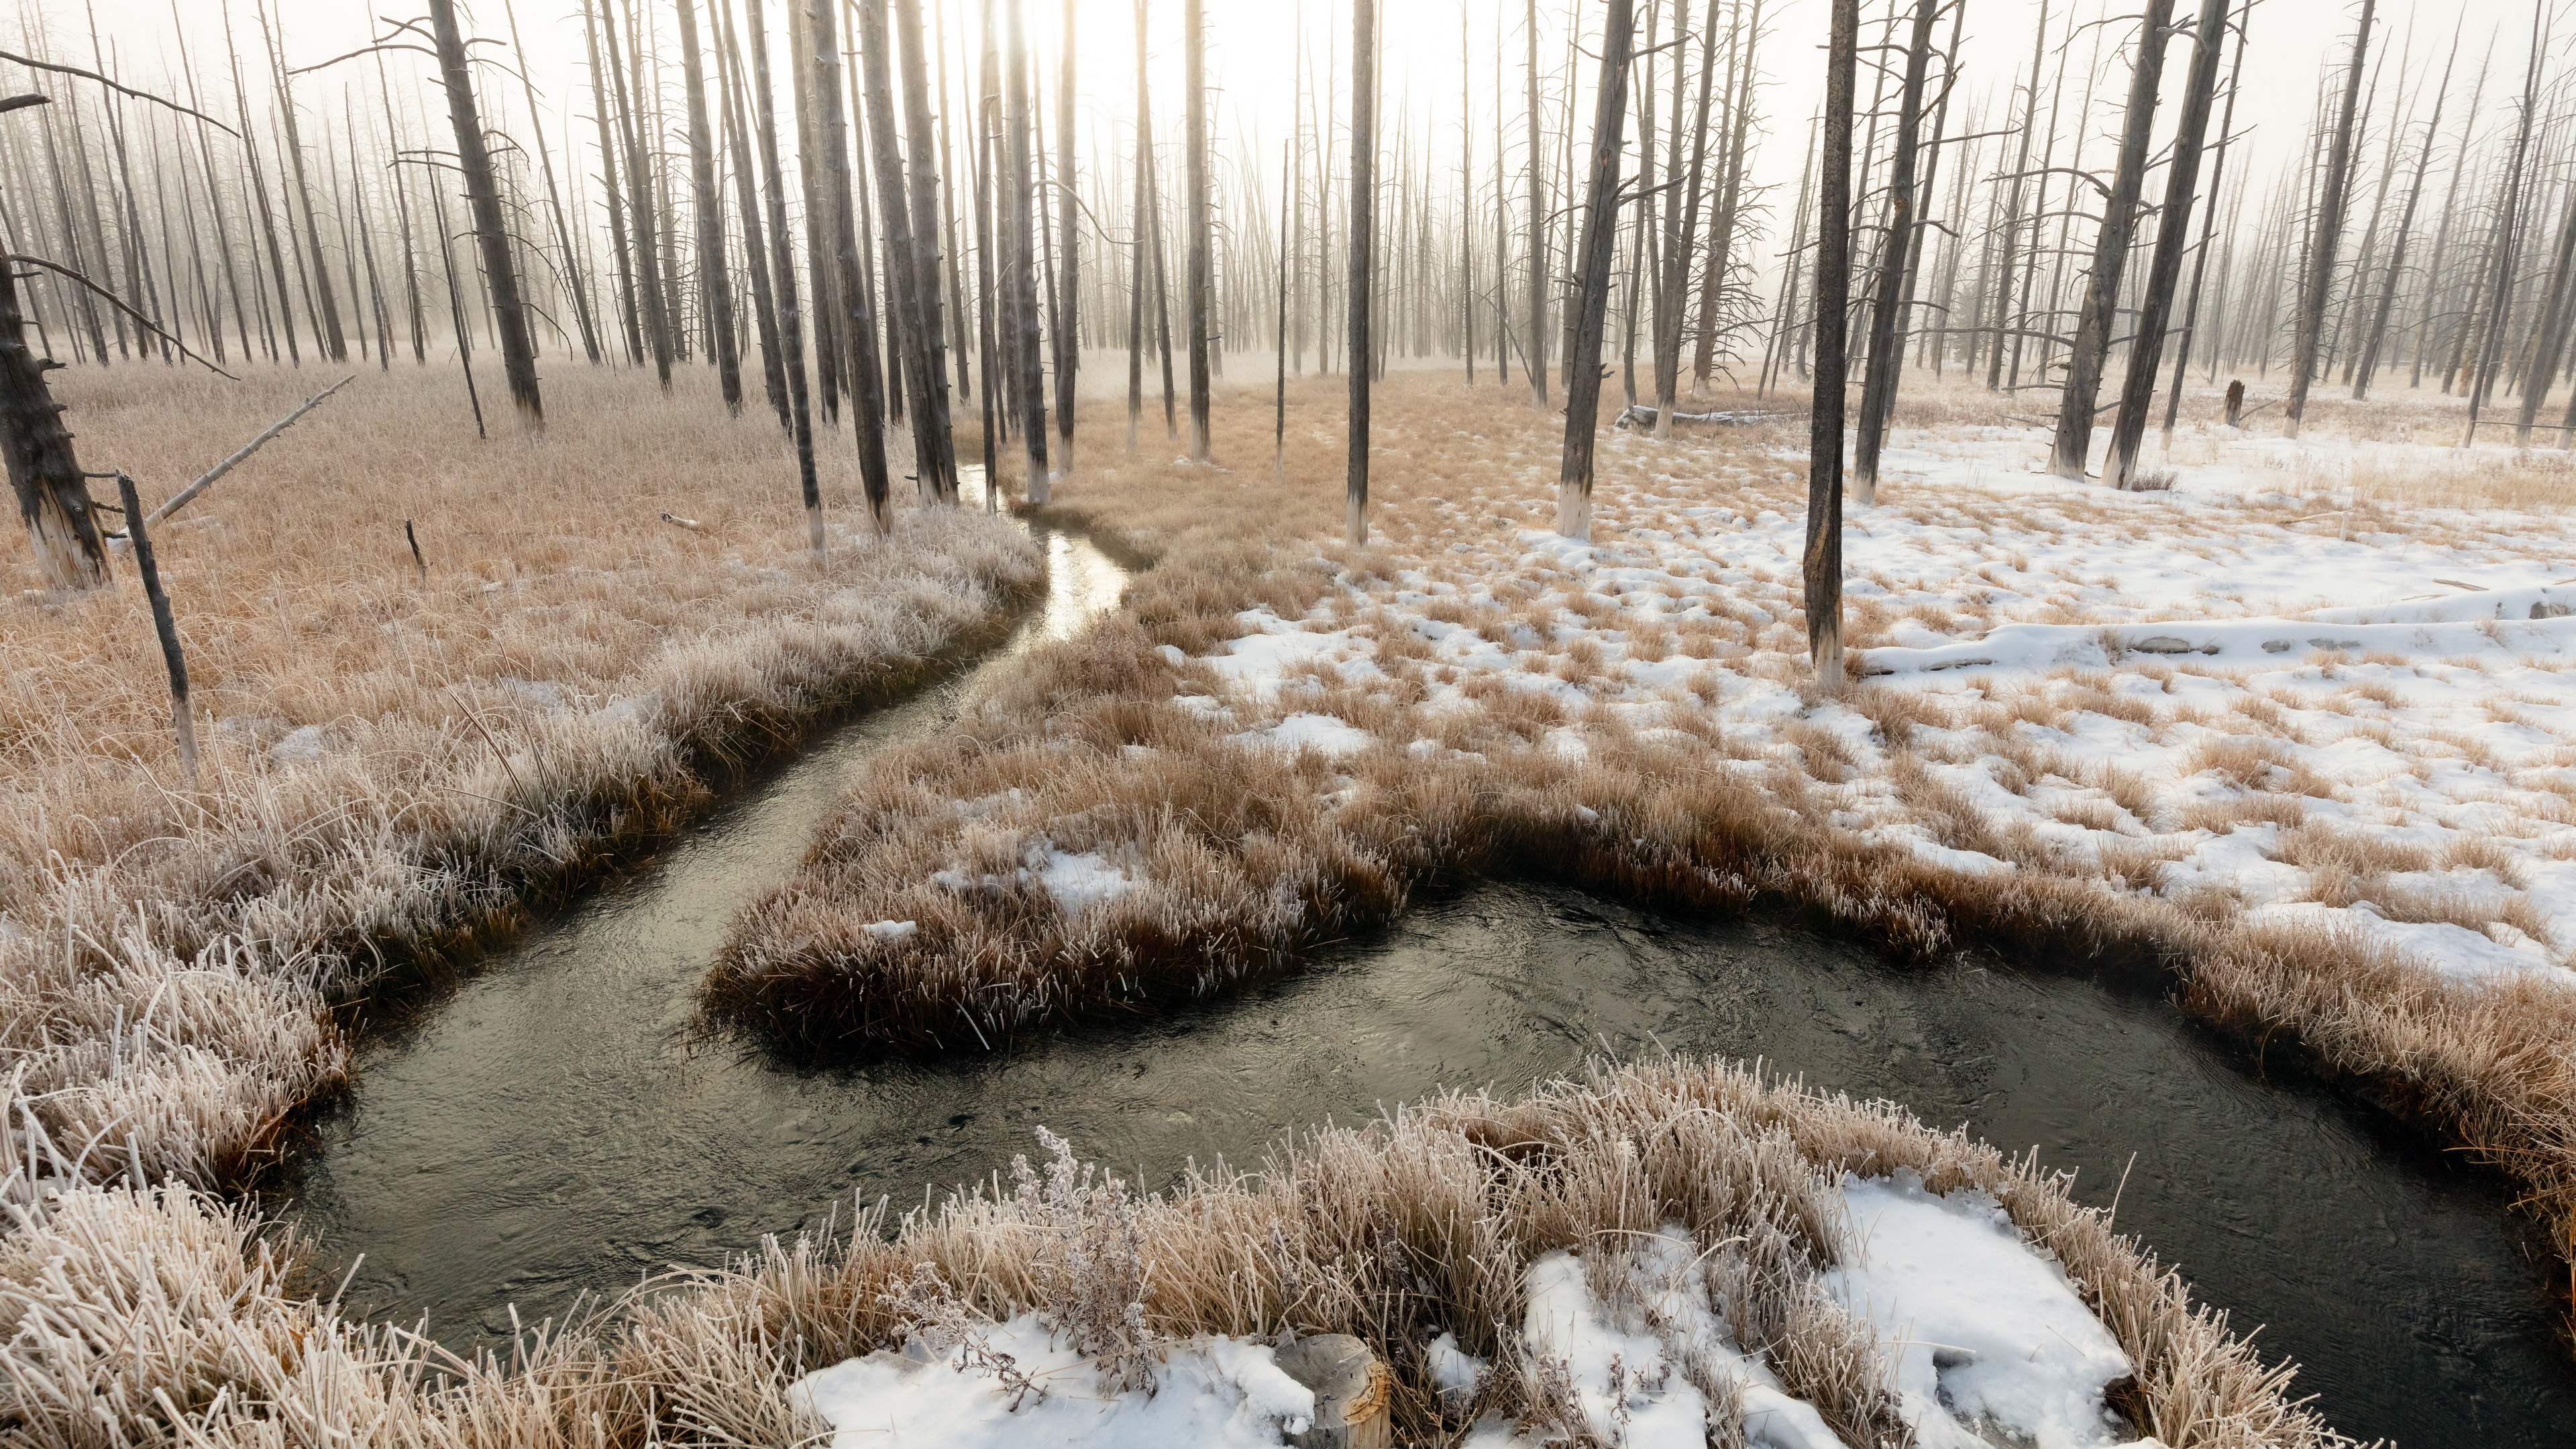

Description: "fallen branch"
1617 404 1797 429
145 374 357 527
659 512 706 532
114 472 198 781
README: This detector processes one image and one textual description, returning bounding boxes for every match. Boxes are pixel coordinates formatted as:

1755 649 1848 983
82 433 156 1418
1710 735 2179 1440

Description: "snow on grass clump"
792 1320 1314 1449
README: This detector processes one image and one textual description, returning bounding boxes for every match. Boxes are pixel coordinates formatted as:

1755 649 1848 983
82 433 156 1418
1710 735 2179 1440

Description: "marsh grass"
1 364 1042 1197
726 372 2576 1334
1 1059 2358 1448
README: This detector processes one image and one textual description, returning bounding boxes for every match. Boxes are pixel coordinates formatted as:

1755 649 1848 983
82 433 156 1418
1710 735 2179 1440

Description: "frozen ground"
1183 419 2576 991
790 1171 2159 1449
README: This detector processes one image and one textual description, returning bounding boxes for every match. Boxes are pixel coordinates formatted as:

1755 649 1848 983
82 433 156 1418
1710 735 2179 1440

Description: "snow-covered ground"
789 1170 2159 1449
1181 420 2576 989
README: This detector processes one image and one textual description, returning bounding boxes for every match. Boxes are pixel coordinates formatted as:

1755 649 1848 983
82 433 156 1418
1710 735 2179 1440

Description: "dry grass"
1 362 1041 1195
727 371 2576 1342
1 1059 2358 1448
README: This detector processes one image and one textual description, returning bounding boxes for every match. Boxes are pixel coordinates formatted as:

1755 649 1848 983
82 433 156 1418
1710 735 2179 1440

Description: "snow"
861 920 919 942
1034 848 1140 914
790 1316 1312 1449
1829 1173 2138 1449
1171 417 2576 991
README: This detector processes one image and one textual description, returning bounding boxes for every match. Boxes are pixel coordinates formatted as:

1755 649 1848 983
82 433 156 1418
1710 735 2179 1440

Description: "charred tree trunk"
676 0 740 410
745 0 828 558
2107 0 2231 486
429 0 543 428
1347 0 1375 543
1524 0 1548 408
1849 0 1938 506
1004 0 1051 494
1554 0 1634 542
1 239 107 590
1805 0 1855 689
2047 0 2175 478
1183 0 1214 462
2286 0 2373 435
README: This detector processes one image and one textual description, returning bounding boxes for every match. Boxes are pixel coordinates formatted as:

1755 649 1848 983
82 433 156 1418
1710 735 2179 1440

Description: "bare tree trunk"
2106 0 2232 486
1128 0 1151 451
676 0 740 409
1347 0 1375 543
2413 38 2489 391
2285 0 2374 435
256 0 345 360
2161 0 2248 440
1651 0 1711 440
2353 29 2448 401
1055 0 1079 473
507 0 602 366
1460 0 1475 384
604 0 673 387
859 0 934 505
718 0 791 427
896 0 959 500
1554 0 1634 543
222 0 299 364
745 0 828 559
1849 0 1938 506
2462 3 2544 448
1807 0 1856 690
1183 0 1214 462
2047 0 2176 478
1 245 106 590
429 0 543 429
806 0 894 531
1690 0 1760 391
582 0 645 367
1004 0 1051 494
1524 0 1547 408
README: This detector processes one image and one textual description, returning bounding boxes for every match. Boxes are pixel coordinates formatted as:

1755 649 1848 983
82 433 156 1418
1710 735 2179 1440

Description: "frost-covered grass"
724 372 2576 1317
1 364 1041 1199
2 1058 2340 1447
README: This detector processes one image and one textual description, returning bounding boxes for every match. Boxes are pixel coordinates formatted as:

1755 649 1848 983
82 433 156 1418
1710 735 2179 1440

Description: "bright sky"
36 0 2536 265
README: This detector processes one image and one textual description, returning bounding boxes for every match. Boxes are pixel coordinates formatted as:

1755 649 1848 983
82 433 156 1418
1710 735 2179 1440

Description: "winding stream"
274 515 2574 1448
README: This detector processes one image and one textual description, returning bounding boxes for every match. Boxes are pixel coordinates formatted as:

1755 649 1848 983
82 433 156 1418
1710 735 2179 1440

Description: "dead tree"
2286 0 2374 435
2106 0 2232 487
1183 0 1213 462
674 0 739 411
2461 3 2542 448
1554 0 1633 543
602 0 672 386
2 222 109 588
745 0 827 559
2354 19 2452 401
1004 0 1050 494
896 0 959 501
1806 0 1857 690
718 0 790 426
1347 0 1375 543
1128 0 1150 451
428 0 542 429
808 0 893 531
504 0 600 366
1650 0 1713 440
1525 0 1546 407
1849 0 1939 506
2161 0 2250 440
580 0 644 366
256 0 346 361
1055 0 1078 473
2047 0 2176 478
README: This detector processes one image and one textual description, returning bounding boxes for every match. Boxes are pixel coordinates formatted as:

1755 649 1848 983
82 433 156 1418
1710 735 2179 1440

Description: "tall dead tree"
602 0 672 385
256 0 345 362
1525 0 1547 408
896 0 959 501
1650 0 1713 440
1554 0 1634 543
2286 0 2373 435
674 0 739 411
1128 0 1151 451
1055 0 1078 474
1004 0 1050 494
2161 0 2249 440
504 0 600 366
581 0 643 366
2461 3 2543 448
2353 20 2451 401
1849 0 1939 506
2106 0 2232 486
1347 0 1375 543
806 0 893 531
2047 0 2175 478
1183 0 1213 462
428 0 542 428
718 0 790 425
744 0 827 559
1 158 108 587
1805 0 1856 691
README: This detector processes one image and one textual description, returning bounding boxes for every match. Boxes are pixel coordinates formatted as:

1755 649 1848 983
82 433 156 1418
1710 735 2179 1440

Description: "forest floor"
723 369 2576 1321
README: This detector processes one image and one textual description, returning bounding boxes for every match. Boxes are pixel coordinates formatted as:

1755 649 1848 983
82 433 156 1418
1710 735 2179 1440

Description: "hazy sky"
36 0 2533 268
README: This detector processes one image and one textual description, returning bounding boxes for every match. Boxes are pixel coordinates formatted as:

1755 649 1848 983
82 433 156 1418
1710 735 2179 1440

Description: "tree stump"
1274 1334 1391 1449
2223 378 2245 428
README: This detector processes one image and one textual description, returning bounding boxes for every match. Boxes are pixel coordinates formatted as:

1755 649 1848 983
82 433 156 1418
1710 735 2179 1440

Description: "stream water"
275 519 2575 1448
